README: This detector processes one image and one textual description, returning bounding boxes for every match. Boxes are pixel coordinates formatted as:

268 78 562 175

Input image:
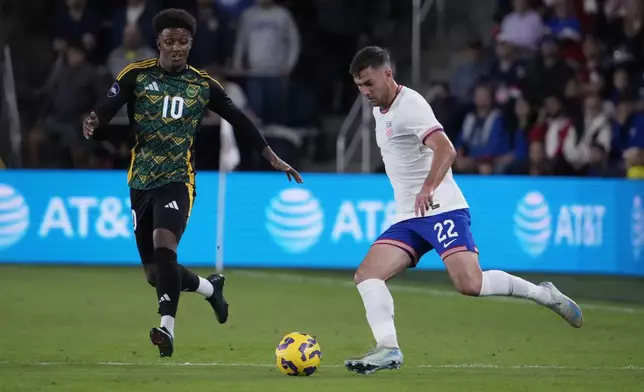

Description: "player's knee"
152 229 178 253
144 265 158 287
353 270 366 285
453 275 482 297
153 247 178 265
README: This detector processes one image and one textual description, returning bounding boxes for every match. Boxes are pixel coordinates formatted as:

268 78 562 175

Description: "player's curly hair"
349 46 391 77
153 8 197 37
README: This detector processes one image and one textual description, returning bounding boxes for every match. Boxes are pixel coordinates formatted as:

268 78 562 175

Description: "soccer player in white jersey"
344 46 584 375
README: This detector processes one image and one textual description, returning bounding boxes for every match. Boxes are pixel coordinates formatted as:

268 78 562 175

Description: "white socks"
479 270 552 305
196 277 214 298
160 315 175 337
357 279 399 349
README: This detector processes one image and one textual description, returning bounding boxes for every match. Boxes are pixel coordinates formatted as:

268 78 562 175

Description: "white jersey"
374 86 469 223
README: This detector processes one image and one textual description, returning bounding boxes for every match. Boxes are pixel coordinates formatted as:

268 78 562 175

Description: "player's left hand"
414 187 434 217
270 157 303 184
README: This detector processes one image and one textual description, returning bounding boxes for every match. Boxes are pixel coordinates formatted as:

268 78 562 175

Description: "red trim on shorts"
440 245 479 260
372 239 419 266
421 126 444 145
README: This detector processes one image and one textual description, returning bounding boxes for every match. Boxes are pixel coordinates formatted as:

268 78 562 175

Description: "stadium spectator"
107 23 157 80
544 0 584 64
449 39 491 105
27 43 104 168
53 0 101 60
601 0 644 66
578 35 608 95
110 0 159 51
508 139 553 175
188 0 231 69
489 34 527 107
454 84 512 174
524 37 576 103
503 96 535 173
498 0 545 53
624 146 644 178
424 82 463 143
610 91 644 164
232 0 301 126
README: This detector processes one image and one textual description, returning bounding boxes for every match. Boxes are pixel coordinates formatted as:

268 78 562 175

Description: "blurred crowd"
5 0 644 179
432 0 644 179
18 0 393 170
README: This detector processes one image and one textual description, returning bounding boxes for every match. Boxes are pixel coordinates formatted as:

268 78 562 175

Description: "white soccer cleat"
540 282 583 328
344 347 403 375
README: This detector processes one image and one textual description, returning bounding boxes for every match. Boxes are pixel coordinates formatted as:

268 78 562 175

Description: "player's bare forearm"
422 131 457 191
261 146 279 163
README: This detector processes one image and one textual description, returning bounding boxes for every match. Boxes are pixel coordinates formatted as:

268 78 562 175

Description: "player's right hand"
82 111 100 139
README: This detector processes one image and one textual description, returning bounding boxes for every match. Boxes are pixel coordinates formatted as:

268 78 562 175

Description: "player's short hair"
153 8 197 37
349 46 391 77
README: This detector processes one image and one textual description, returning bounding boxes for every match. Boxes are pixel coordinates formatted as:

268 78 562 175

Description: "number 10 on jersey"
162 96 185 119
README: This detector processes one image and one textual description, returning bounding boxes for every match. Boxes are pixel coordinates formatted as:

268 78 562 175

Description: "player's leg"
431 209 583 328
173 184 228 323
443 252 583 327
345 221 431 375
147 183 191 357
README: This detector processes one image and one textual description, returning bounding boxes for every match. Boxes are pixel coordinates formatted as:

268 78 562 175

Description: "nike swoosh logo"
443 239 457 248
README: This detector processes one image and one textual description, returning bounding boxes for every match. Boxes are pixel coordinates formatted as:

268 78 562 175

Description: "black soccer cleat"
205 273 229 324
149 326 174 358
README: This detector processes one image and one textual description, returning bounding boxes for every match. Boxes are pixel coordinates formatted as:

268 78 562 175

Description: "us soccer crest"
385 121 393 138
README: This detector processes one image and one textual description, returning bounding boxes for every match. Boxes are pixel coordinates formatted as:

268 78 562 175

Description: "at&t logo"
265 188 324 254
0 184 29 250
513 191 552 257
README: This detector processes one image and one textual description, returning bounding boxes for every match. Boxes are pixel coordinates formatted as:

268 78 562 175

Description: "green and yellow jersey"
93 58 267 190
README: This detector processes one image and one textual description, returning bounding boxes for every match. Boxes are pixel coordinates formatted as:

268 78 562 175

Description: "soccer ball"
274 332 322 376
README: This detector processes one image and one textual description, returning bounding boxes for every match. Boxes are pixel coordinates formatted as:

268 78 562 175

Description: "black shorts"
130 182 195 263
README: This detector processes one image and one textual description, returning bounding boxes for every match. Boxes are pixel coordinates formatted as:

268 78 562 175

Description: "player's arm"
205 78 303 183
422 130 457 191
409 98 457 216
82 67 137 139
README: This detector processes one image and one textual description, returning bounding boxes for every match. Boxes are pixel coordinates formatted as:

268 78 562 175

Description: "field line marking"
233 270 644 315
0 361 642 371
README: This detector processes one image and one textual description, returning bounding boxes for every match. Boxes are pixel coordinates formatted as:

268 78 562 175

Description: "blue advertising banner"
0 170 642 276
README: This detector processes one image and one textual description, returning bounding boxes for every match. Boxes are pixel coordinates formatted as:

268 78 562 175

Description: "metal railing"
336 95 372 173
336 0 444 173
1 46 21 168
412 0 444 89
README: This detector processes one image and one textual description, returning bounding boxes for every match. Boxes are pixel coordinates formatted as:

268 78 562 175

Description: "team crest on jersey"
385 121 393 138
186 85 200 98
107 82 120 97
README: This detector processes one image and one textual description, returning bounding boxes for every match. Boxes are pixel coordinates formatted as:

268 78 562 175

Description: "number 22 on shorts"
434 219 458 248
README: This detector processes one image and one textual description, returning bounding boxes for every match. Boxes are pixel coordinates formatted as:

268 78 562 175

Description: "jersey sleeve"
402 94 444 145
93 66 138 132
205 77 268 153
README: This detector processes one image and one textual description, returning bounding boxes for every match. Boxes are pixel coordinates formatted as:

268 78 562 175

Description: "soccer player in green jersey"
82 8 303 358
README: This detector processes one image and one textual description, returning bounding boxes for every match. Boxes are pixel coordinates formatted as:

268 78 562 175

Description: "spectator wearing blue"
454 84 512 174
611 90 644 164
489 34 527 107
449 39 491 105
233 0 301 126
215 0 255 20
545 0 582 42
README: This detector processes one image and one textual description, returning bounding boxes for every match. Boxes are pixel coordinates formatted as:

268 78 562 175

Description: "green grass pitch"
1 265 643 392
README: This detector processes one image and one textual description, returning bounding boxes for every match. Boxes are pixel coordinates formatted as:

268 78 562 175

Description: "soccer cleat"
344 347 403 375
205 273 229 324
150 326 174 358
540 282 583 328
